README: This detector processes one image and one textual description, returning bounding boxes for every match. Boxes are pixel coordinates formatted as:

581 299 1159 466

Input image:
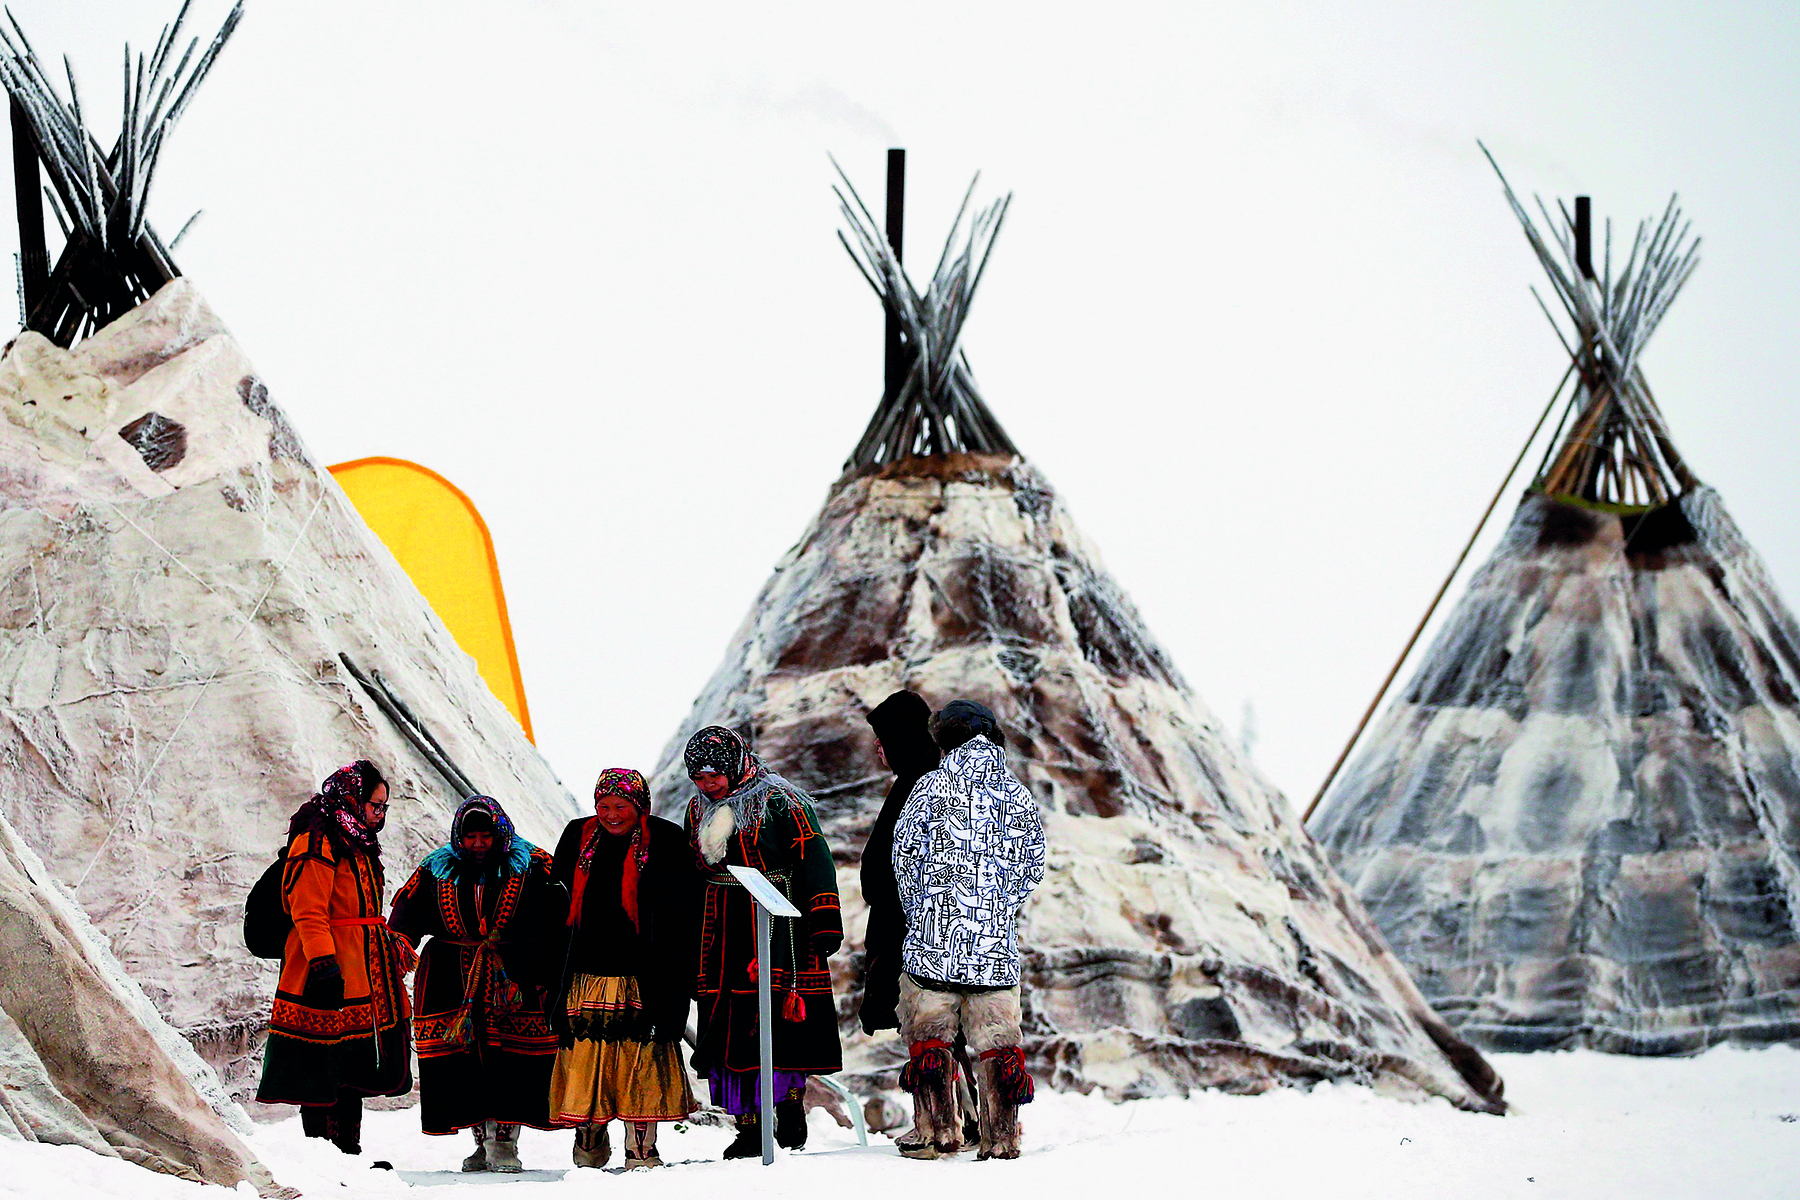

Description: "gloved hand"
812 931 843 961
303 955 344 1008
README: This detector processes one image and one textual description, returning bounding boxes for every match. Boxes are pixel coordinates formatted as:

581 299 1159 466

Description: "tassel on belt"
439 931 523 1047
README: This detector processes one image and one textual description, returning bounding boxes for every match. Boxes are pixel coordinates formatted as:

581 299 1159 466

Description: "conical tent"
0 806 285 1194
0 11 580 1100
651 167 1504 1110
0 281 579 1098
1312 172 1800 1053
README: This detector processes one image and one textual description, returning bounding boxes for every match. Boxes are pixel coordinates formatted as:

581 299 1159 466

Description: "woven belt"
707 870 791 887
438 937 513 947
329 916 388 927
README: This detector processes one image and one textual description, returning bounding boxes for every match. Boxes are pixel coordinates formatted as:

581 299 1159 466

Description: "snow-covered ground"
4 1048 1794 1200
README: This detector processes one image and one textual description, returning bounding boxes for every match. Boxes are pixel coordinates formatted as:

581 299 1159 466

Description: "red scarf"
567 768 652 930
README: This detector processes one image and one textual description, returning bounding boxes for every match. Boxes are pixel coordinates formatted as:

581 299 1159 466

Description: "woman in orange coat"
255 761 414 1155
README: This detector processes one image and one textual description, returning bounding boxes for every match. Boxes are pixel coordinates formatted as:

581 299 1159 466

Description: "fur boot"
572 1122 610 1168
461 1121 491 1172
489 1122 522 1173
963 989 1027 1161
897 1040 962 1158
974 1050 1031 1160
775 1098 808 1150
302 1094 363 1156
622 1121 662 1168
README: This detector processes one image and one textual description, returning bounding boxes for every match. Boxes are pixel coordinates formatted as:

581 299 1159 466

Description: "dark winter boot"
722 1115 762 1160
461 1122 490 1172
572 1122 610 1168
319 1094 363 1156
300 1105 332 1143
775 1098 808 1150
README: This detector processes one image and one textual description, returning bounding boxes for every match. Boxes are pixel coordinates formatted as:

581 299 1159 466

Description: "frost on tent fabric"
648 159 1505 1113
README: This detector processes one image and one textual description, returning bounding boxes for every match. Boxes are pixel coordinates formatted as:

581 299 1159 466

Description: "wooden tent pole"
10 97 47 319
883 148 906 403
1302 361 1575 825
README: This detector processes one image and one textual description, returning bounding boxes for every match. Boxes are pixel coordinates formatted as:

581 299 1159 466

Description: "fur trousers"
896 974 1024 1159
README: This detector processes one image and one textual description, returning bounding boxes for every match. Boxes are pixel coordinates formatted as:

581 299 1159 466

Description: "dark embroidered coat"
549 815 701 1044
388 847 564 1134
684 791 843 1077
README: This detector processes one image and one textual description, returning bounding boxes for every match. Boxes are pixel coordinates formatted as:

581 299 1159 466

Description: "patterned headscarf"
421 794 532 882
568 769 653 930
683 726 753 787
288 759 386 858
683 725 807 830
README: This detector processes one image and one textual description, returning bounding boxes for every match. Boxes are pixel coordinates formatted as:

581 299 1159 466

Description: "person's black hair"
352 759 386 802
930 699 1004 752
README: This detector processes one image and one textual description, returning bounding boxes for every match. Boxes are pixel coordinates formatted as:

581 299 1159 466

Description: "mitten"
303 955 344 1008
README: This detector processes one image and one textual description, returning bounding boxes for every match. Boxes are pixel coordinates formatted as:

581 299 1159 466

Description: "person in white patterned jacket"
890 699 1047 1161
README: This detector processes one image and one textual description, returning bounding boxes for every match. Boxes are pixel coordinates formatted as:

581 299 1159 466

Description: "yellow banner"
328 457 534 741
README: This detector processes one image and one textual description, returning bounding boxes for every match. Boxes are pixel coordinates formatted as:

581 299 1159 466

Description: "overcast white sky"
12 1 1800 813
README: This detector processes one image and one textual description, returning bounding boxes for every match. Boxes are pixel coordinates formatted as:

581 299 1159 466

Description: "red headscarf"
567 768 652 929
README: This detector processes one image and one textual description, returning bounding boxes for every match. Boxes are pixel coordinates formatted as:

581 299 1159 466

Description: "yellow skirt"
549 974 697 1125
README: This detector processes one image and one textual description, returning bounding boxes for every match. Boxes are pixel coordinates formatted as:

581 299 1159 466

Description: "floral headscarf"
422 794 531 882
288 759 386 858
568 769 653 930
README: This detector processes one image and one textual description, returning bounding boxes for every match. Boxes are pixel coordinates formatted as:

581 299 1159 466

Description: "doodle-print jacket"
892 735 1047 989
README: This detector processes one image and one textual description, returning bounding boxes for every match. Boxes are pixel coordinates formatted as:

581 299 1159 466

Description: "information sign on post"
727 865 801 1165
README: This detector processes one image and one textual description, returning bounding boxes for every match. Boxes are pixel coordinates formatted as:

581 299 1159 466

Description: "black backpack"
243 847 292 960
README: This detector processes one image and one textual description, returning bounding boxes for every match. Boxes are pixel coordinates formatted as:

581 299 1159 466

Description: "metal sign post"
728 865 801 1166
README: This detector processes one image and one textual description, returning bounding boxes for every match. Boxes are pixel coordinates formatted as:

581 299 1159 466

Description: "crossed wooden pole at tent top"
1304 149 1702 824
1 2 242 346
836 150 1020 469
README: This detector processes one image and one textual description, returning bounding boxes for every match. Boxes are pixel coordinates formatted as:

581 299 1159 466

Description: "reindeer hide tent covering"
651 169 1505 1111
0 806 285 1194
0 281 579 1099
1312 174 1800 1053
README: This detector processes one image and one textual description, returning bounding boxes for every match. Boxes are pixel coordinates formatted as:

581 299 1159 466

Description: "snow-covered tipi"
650 160 1506 1111
0 8 577 1099
1312 167 1800 1053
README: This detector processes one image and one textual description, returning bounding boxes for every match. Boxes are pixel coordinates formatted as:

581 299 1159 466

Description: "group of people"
252 694 1046 1170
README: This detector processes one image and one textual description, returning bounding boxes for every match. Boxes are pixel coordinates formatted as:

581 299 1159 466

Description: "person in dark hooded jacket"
858 690 940 1034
